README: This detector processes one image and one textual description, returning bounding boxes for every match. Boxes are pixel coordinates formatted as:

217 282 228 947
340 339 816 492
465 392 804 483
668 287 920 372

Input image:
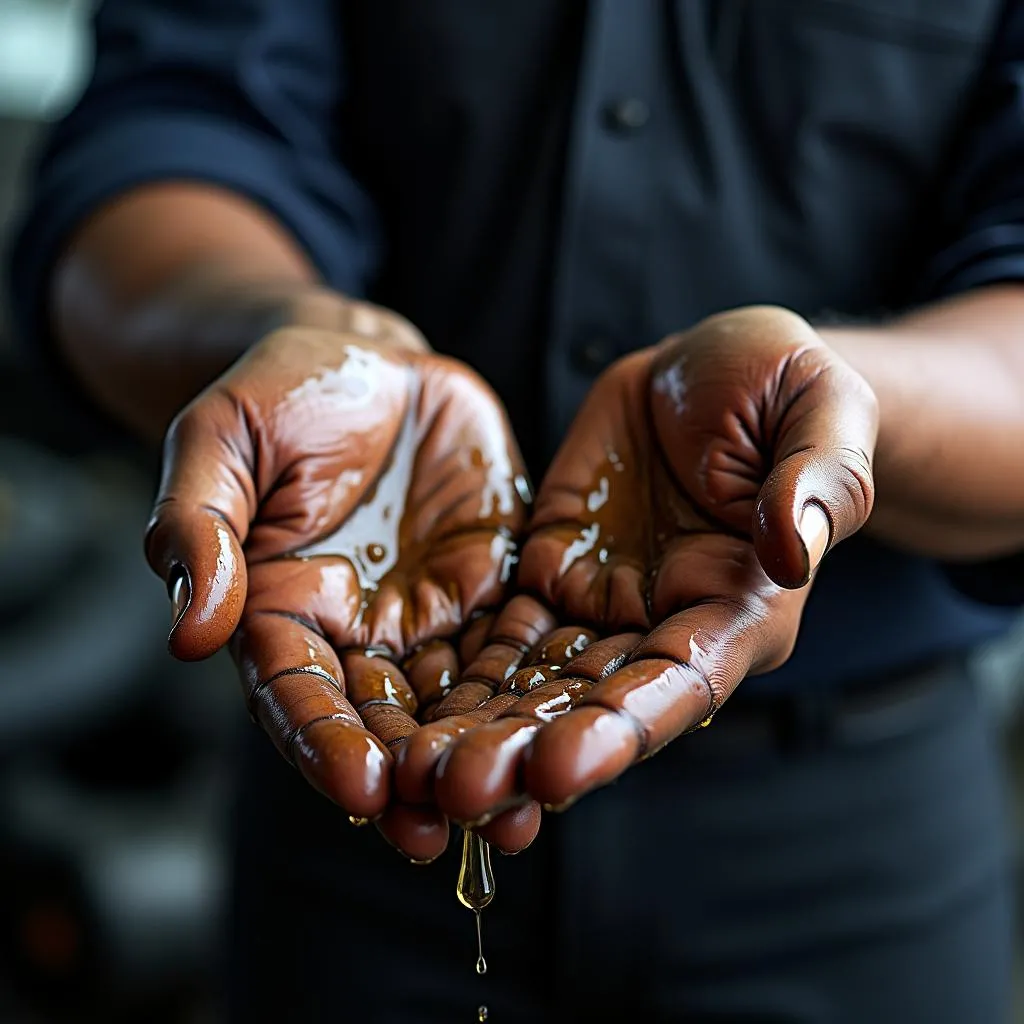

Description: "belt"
696 656 967 755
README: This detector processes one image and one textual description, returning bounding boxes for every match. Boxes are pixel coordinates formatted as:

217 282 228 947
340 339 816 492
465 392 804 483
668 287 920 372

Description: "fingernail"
169 569 191 632
798 504 831 578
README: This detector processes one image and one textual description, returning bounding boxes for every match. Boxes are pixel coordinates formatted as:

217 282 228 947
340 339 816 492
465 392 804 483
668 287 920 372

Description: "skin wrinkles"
148 304 877 858
146 315 540 858
418 307 879 827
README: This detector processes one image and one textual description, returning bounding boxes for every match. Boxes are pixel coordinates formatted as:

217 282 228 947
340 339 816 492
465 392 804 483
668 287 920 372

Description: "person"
8 1 1024 1020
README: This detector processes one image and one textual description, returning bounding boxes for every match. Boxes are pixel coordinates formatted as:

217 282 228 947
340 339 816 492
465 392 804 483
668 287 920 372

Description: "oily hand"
143 305 532 858
400 306 878 824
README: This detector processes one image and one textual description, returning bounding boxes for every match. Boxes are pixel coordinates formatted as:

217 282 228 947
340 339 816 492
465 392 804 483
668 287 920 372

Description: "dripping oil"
457 830 495 1016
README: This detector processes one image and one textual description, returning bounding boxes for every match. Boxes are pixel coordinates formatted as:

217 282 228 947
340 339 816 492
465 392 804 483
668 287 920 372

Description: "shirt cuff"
919 203 1024 299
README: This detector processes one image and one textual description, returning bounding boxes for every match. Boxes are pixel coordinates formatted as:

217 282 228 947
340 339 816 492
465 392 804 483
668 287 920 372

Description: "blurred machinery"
0 434 239 1023
0 10 241 1008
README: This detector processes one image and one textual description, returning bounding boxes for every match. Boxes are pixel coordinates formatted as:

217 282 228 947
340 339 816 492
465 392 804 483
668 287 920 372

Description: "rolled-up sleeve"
922 1 1024 296
6 0 379 350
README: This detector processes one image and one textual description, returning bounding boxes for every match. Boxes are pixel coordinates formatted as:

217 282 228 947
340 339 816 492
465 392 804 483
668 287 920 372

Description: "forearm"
820 285 1024 559
52 182 385 441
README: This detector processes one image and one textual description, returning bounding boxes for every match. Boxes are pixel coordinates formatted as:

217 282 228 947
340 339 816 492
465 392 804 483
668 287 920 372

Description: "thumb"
753 362 878 589
144 394 256 660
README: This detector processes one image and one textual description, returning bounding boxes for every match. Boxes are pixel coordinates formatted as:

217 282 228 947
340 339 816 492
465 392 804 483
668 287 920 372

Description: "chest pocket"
717 0 1003 312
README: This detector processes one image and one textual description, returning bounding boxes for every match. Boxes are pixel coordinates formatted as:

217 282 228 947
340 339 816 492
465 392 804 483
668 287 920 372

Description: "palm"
397 308 877 825
146 324 529 855
514 347 775 636
235 333 526 682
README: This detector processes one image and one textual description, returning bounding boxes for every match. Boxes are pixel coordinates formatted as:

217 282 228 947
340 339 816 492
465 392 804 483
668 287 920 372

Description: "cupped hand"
143 303 536 858
399 306 878 824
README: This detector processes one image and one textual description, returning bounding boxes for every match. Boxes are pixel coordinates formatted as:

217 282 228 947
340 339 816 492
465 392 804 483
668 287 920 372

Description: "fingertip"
434 718 538 823
522 706 639 809
294 719 392 820
394 722 459 804
376 804 450 863
163 527 247 660
477 802 542 854
146 493 249 661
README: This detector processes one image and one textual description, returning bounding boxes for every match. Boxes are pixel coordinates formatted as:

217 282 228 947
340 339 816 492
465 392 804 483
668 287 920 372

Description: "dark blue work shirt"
9 0 1024 692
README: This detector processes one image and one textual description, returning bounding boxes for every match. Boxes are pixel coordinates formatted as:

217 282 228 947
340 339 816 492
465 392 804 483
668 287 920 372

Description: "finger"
459 613 495 665
402 640 459 721
476 802 542 854
340 651 420 749
523 626 598 667
558 632 643 681
233 613 391 819
393 692 521 804
376 803 450 863
498 630 641 694
435 679 592 824
145 396 256 660
753 359 877 588
431 596 557 719
494 624 600 695
523 600 791 809
437 634 642 822
497 664 562 694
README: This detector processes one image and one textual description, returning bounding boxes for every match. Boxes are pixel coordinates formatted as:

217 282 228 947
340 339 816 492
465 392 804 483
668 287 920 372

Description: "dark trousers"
226 662 1014 1023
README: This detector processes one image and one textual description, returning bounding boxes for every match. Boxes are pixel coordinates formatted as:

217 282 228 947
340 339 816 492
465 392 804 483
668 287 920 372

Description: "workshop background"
1 2 1023 1021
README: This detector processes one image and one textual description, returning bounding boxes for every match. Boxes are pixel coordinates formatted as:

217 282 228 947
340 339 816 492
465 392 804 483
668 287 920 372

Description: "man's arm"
54 183 329 440
8 0 387 440
50 184 420 441
821 285 1024 560
815 1 1024 562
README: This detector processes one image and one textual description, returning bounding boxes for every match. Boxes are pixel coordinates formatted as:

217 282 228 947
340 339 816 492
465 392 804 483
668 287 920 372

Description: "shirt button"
602 98 650 133
570 335 615 375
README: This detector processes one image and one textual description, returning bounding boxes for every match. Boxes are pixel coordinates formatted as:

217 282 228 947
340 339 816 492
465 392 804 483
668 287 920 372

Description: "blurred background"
0 3 240 1020
1 2 1024 1021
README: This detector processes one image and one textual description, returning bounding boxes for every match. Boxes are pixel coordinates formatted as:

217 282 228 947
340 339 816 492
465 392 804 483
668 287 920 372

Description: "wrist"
288 291 429 353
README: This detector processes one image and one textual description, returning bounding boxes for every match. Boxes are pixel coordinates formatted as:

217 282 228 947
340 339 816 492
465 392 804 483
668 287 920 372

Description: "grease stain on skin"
438 669 454 697
283 344 385 410
296 380 419 592
491 529 519 584
532 691 573 722
586 476 609 513
558 522 600 576
652 356 688 415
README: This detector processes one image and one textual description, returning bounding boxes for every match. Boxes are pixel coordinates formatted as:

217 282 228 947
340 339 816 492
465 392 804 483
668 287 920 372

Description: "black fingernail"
168 567 191 634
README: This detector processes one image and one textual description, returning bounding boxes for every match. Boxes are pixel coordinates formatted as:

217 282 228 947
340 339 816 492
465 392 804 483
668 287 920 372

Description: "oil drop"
475 911 487 975
457 828 495 912
457 830 495 1011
